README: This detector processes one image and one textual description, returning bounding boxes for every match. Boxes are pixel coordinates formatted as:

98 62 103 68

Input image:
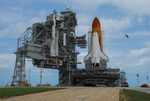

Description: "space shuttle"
84 17 108 70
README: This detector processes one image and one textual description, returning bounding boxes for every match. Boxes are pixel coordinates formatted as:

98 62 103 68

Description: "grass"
0 87 62 98
120 89 150 101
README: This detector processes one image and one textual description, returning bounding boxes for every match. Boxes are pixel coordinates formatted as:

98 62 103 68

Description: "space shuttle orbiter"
84 17 108 70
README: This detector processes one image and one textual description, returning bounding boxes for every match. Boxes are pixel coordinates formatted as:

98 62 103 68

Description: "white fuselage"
84 32 107 64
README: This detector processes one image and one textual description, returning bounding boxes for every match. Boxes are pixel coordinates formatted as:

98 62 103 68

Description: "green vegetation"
120 89 150 101
0 87 61 98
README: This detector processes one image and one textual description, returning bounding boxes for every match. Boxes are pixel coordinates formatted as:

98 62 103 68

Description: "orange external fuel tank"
92 17 103 52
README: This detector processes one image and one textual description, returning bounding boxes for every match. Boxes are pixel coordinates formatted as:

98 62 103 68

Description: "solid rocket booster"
84 17 107 64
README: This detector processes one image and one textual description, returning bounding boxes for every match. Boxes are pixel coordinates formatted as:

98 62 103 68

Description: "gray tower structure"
11 9 86 86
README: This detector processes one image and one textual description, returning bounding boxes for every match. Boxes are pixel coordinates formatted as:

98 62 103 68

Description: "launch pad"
72 68 120 86
11 9 127 87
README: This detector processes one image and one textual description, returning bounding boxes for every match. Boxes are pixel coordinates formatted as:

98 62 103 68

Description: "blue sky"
0 0 150 86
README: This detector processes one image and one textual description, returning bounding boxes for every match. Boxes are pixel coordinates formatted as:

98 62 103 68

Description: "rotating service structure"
11 9 86 86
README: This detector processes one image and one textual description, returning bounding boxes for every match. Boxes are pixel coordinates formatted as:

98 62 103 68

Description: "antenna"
28 67 31 85
136 73 140 86
40 69 43 85
146 75 149 82
65 0 72 10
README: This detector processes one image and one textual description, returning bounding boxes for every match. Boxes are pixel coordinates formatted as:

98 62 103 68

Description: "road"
1 87 119 101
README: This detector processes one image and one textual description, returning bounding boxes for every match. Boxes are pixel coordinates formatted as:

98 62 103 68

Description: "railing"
17 27 32 49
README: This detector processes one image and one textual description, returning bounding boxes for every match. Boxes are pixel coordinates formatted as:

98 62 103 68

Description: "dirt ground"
1 87 120 101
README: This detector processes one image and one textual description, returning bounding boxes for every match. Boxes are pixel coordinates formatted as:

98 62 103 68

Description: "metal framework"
11 9 86 86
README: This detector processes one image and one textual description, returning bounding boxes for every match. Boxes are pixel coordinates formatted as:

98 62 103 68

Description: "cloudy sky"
0 0 150 86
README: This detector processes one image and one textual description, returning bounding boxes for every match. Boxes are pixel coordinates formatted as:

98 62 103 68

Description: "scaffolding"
11 9 86 86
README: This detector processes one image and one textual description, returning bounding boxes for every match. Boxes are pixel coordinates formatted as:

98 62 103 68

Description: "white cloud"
109 44 150 73
113 0 150 16
0 9 47 38
129 46 150 57
72 0 150 16
2 0 150 17
131 31 150 37
0 53 15 69
69 0 111 12
1 0 149 38
102 17 130 37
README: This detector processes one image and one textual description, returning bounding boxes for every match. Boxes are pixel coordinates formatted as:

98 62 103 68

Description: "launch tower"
11 9 86 86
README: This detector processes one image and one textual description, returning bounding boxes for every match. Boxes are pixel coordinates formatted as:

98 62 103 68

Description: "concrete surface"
0 87 119 101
